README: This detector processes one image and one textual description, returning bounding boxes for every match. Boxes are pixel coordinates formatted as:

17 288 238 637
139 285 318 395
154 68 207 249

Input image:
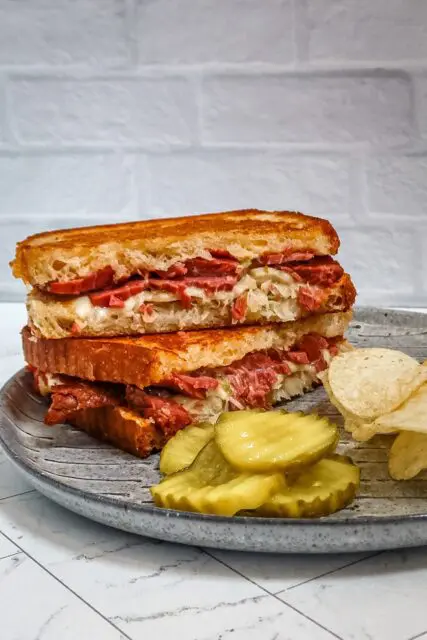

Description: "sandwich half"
24 311 352 458
12 210 356 339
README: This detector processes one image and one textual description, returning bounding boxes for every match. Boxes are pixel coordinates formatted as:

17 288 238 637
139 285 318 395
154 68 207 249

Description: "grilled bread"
23 311 352 388
70 405 162 458
27 311 352 458
13 210 355 339
13 209 339 287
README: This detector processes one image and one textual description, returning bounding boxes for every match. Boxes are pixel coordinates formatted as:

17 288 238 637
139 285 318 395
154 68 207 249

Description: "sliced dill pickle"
215 410 339 473
151 440 285 516
160 423 215 475
254 455 360 518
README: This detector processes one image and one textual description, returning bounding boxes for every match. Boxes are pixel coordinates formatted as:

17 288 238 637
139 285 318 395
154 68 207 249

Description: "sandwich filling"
29 250 349 337
30 333 344 438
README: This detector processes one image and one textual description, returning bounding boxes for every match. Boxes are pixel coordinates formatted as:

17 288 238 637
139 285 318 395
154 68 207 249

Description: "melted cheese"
36 372 65 396
70 267 302 327
175 350 332 423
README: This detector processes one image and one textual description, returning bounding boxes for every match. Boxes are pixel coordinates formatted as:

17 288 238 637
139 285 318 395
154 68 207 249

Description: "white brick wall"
0 0 426 306
203 73 414 146
0 0 130 67
0 154 137 214
136 0 295 65
146 152 353 217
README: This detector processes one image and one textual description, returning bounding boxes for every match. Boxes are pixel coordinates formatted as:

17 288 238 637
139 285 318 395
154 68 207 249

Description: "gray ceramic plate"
1 308 427 554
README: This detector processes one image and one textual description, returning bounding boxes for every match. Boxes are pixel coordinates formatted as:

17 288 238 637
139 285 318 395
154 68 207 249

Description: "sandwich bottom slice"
23 311 352 459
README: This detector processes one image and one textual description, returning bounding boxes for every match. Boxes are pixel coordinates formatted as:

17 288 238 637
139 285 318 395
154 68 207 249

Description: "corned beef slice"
45 250 342 307
142 279 192 308
125 386 191 436
259 250 315 266
282 256 343 287
208 249 238 260
183 257 240 277
297 286 326 311
47 253 240 297
89 274 238 308
45 381 120 425
90 280 148 307
152 262 187 278
48 266 115 295
162 373 219 399
156 335 334 408
231 294 248 321
296 334 329 362
286 351 310 364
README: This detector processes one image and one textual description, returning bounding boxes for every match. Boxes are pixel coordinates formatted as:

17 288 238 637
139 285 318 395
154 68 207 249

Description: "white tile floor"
0 552 128 640
1 303 427 640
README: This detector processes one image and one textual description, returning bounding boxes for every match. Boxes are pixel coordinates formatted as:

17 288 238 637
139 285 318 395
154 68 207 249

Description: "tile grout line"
0 489 36 502
0 550 22 561
407 631 427 640
201 549 344 640
275 551 384 595
0 529 133 640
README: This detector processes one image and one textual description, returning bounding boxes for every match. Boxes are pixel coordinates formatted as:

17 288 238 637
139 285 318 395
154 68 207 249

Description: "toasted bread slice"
12 209 339 287
69 405 164 458
27 273 355 339
22 310 352 388
38 335 352 459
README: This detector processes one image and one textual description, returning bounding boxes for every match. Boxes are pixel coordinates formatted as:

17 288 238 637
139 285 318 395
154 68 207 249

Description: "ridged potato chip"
151 440 285 516
160 422 215 475
375 384 427 434
347 419 398 442
254 455 360 518
328 348 427 421
314 376 377 441
322 375 361 428
388 431 427 480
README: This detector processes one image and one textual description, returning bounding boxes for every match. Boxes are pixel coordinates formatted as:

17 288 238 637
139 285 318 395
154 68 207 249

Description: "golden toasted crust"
69 406 163 459
12 209 340 287
27 273 356 339
22 310 352 388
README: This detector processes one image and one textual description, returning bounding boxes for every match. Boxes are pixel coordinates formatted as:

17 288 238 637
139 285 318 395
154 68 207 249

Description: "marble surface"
1 303 427 640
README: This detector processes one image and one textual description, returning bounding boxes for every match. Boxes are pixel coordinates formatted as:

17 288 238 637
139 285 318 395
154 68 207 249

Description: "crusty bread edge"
12 209 340 286
68 405 164 459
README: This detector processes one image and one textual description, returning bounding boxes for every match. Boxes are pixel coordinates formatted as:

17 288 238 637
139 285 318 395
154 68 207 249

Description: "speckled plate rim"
5 431 427 555
2 306 427 554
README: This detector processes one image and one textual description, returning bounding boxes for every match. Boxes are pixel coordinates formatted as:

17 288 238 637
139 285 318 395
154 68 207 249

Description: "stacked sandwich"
12 209 356 458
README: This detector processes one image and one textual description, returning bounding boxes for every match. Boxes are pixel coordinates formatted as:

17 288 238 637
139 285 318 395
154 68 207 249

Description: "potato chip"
322 375 359 423
322 375 372 439
328 348 427 421
344 419 372 441
322 376 369 439
388 431 427 480
349 421 397 442
375 383 427 434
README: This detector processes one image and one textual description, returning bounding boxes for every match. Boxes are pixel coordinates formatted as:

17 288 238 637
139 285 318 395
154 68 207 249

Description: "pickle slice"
151 440 285 516
215 410 339 473
254 455 360 518
160 423 215 475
